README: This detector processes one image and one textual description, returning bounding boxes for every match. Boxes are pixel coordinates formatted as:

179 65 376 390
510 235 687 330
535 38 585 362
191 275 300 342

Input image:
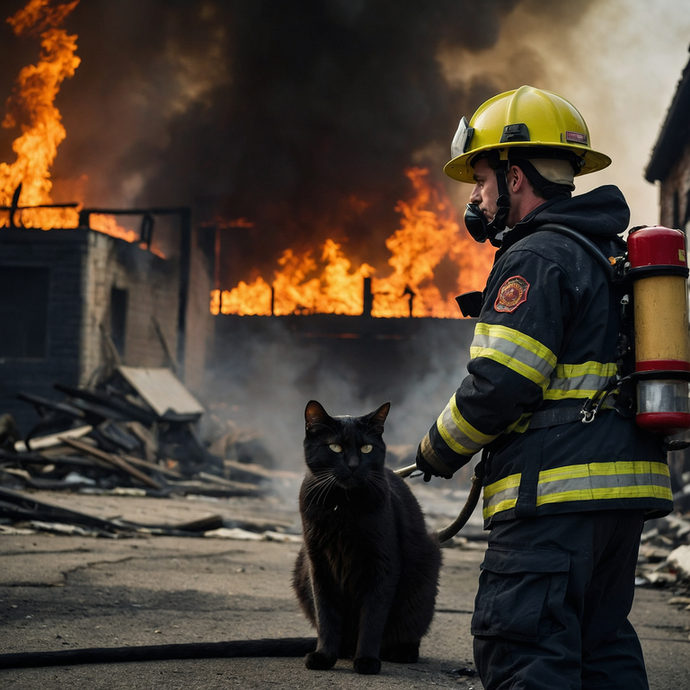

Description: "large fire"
1 1 493 313
0 0 148 248
210 167 494 319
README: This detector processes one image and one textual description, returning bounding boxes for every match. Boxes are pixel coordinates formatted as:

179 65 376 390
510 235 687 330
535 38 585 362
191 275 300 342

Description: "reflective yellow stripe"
437 394 497 456
544 361 619 400
482 471 520 519
482 472 521 499
537 485 673 505
482 461 672 520
484 497 518 517
539 461 669 483
470 323 556 388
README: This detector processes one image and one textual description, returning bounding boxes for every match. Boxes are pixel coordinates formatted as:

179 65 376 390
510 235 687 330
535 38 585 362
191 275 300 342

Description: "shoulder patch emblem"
494 275 530 313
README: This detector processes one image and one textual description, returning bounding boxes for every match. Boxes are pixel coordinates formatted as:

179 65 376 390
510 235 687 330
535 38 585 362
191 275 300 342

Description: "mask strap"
488 160 510 236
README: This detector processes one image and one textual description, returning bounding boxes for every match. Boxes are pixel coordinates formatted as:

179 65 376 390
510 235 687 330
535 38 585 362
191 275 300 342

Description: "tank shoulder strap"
527 223 631 429
532 222 617 282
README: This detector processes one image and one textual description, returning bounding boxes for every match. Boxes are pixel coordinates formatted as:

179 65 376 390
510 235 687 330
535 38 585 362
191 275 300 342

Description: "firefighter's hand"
415 445 453 481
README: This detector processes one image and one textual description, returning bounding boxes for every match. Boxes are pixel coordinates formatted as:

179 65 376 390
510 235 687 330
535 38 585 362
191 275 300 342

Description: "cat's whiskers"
364 473 390 503
303 471 339 510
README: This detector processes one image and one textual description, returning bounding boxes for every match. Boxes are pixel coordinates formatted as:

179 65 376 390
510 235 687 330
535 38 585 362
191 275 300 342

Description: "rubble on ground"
635 460 690 619
0 367 298 538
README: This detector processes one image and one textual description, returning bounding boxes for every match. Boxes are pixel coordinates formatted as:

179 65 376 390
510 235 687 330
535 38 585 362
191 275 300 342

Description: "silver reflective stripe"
482 473 520 519
544 362 619 400
470 323 556 389
482 461 672 520
536 461 672 504
437 394 496 456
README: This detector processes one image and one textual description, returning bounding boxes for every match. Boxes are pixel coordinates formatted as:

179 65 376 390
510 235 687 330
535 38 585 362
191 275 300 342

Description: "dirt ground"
0 485 688 689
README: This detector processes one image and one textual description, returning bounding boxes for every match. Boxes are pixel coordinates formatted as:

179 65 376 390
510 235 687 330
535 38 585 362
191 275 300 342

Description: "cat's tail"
0 637 318 669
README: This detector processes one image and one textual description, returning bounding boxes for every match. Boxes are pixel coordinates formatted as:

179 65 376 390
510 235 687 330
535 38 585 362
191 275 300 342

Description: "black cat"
292 400 441 675
0 401 441 674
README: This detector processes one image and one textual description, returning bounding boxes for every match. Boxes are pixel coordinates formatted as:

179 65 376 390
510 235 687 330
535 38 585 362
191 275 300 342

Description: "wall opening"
110 286 128 358
0 267 50 359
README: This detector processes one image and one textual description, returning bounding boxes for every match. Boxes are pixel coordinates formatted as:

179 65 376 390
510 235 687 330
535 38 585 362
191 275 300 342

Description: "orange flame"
211 168 493 318
0 0 160 254
0 0 80 228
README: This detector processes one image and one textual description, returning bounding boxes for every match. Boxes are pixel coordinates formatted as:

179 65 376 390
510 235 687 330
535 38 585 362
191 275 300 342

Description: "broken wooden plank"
14 425 93 453
0 487 128 534
151 316 179 375
0 447 108 470
53 383 158 424
223 459 299 480
59 437 162 491
162 479 260 497
16 392 86 420
120 453 183 479
197 471 260 488
118 514 226 534
125 421 159 461
117 366 204 420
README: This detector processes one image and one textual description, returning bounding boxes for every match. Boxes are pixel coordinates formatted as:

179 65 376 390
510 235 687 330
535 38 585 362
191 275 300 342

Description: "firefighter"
416 85 674 689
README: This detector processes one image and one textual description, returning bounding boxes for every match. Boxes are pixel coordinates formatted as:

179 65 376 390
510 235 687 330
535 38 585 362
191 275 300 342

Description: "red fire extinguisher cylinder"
628 225 690 434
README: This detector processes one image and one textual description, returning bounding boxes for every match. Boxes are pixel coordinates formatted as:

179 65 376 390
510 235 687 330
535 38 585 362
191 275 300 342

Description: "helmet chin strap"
464 161 510 247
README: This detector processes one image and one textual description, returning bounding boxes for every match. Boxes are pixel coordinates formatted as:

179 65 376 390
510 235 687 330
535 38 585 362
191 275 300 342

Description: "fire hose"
395 453 485 544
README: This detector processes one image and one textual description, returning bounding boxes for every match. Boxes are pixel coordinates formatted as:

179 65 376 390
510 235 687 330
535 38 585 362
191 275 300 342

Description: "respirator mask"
450 117 510 246
463 158 510 247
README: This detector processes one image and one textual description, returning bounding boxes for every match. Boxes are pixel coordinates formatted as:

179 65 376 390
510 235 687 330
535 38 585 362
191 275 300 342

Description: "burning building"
1 0 556 451
0 209 208 435
0 2 212 433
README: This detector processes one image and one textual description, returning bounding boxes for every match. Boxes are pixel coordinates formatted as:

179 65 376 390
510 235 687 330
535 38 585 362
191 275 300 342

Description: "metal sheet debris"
117 366 204 419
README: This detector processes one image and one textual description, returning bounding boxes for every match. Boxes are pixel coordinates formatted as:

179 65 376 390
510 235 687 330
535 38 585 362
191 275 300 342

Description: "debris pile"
0 484 302 540
630 448 690 594
637 506 690 596
0 366 291 501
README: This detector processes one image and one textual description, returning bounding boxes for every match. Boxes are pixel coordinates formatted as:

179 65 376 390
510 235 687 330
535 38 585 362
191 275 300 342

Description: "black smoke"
0 0 537 283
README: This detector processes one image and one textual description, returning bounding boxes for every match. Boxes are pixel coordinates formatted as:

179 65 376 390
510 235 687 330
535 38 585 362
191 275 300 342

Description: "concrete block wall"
110 241 180 370
0 228 88 433
0 228 186 435
80 233 181 381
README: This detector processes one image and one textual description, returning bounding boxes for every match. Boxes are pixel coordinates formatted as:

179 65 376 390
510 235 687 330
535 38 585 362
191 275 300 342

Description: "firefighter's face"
469 158 500 223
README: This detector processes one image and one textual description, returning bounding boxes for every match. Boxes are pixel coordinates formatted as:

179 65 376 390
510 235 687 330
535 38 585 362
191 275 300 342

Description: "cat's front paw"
304 651 337 670
353 656 381 675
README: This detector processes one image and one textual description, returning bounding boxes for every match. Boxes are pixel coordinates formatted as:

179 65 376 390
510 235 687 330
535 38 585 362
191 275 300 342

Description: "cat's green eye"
361 444 373 454
329 444 342 453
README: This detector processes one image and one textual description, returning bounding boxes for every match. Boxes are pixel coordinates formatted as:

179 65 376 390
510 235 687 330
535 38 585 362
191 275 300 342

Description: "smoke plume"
0 0 579 283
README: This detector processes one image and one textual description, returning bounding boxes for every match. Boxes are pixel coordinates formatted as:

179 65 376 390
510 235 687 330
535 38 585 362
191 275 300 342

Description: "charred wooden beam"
59 437 162 491
0 487 128 533
53 383 158 424
16 392 86 420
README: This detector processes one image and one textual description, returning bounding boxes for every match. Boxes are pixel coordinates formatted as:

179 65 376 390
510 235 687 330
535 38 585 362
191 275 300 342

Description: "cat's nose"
347 455 359 470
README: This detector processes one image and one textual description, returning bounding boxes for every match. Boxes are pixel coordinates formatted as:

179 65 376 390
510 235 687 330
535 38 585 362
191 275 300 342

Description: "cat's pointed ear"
367 402 391 433
305 400 329 431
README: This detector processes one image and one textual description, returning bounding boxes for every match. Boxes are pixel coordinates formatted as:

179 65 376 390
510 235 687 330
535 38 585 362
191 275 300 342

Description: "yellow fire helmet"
444 85 612 184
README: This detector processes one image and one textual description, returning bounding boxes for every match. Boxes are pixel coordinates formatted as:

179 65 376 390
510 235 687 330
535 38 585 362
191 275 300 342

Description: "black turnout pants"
472 510 648 690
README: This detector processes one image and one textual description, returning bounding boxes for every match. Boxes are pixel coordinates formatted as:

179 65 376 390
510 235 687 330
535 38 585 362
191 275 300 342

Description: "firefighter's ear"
509 164 524 190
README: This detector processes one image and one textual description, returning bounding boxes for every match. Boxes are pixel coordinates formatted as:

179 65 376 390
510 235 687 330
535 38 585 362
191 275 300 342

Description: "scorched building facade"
0 226 190 433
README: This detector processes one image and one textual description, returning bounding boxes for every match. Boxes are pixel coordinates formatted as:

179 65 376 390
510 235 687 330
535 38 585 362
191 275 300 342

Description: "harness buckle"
580 399 598 424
